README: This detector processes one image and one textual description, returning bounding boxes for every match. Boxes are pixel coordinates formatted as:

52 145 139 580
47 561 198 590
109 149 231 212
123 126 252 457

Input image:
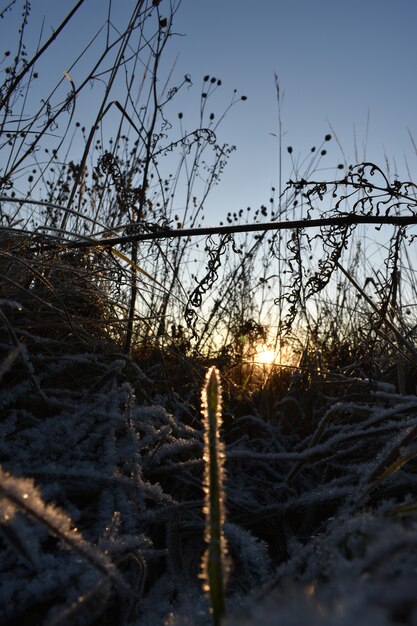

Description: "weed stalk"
201 366 228 625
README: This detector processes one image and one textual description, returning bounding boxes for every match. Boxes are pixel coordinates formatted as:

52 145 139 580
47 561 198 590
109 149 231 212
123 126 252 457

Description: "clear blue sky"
2 0 417 224
170 0 417 219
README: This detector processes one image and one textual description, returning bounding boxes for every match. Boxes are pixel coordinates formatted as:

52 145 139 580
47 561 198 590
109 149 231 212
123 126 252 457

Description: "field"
2 2 417 625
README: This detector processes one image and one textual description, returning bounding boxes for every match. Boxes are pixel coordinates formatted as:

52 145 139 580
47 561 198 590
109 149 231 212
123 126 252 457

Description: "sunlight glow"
248 339 296 370
253 345 278 366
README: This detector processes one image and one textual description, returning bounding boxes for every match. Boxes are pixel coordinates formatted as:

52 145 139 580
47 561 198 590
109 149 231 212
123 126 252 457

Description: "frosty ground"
1 332 417 625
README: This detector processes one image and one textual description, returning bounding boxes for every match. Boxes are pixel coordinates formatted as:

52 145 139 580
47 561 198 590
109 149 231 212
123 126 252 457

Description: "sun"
249 340 295 369
253 345 278 366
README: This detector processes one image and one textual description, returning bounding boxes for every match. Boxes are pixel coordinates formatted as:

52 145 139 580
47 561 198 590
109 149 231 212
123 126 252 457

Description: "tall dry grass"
2 3 417 625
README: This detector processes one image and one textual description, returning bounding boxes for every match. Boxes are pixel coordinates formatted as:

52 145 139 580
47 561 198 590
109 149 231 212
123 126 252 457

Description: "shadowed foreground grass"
1 242 417 625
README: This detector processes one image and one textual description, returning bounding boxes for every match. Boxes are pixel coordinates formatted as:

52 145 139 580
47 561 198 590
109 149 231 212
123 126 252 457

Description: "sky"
169 0 417 219
1 0 417 225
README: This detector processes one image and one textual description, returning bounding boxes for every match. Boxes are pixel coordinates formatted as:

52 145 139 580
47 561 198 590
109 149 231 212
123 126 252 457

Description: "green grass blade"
200 366 228 625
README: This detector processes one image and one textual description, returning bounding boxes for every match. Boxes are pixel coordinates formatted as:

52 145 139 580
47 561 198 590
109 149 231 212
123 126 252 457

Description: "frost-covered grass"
2 3 417 623
2 275 417 626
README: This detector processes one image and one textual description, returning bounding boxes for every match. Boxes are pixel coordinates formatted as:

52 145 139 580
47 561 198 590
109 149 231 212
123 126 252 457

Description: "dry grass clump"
0 229 126 350
2 229 417 625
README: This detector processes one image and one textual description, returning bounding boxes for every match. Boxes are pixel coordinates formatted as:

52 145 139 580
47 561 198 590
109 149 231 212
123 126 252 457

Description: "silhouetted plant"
3 5 417 624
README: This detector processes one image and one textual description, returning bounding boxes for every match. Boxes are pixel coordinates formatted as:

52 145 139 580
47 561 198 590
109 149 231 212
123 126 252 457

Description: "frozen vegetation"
2 2 417 624
2 313 417 624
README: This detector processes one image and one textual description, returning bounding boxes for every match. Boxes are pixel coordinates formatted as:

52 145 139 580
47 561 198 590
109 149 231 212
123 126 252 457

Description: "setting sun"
247 340 296 370
253 345 278 366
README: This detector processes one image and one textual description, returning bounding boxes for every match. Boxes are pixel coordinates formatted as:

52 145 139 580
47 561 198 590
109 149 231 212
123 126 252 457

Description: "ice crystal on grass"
1 328 417 624
0 466 133 625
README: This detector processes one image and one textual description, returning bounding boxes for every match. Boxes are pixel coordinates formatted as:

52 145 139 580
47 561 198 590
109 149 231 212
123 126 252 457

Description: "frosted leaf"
0 466 132 597
0 467 70 534
150 438 203 466
132 405 171 426
225 523 271 588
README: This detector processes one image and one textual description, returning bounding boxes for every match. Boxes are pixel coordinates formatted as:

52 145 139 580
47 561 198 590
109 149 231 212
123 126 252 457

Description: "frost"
225 523 272 588
1 338 417 624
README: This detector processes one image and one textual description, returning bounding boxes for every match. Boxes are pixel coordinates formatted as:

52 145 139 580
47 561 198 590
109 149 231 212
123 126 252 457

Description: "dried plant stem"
0 0 87 111
336 260 417 364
